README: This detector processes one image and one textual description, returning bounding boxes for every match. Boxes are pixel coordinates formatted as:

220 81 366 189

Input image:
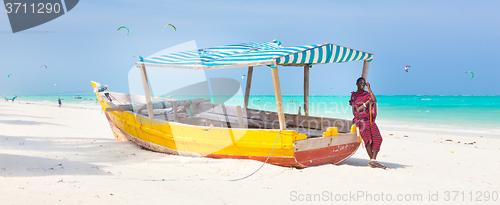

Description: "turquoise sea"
8 94 500 135
8 95 102 108
244 95 500 134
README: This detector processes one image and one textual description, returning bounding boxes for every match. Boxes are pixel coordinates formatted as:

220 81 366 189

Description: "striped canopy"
137 40 373 69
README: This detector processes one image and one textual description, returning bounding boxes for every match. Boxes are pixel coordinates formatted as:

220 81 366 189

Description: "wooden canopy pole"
139 65 154 119
244 66 253 108
303 65 310 116
270 66 286 130
362 60 370 80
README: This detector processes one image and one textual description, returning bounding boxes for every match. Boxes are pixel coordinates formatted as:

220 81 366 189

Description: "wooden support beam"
297 106 301 127
105 105 132 112
270 66 286 130
362 60 370 80
304 65 310 116
139 65 154 119
236 105 244 128
244 66 253 108
173 101 178 122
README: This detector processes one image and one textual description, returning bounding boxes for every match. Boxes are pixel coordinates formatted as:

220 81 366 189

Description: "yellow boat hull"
93 82 360 167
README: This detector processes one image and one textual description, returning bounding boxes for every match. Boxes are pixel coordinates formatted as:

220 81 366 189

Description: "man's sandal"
368 161 387 169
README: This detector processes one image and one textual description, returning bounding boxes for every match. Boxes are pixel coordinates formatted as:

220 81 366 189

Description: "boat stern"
293 133 360 167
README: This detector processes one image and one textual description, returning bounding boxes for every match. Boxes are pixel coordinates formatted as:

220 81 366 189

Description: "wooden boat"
93 41 374 167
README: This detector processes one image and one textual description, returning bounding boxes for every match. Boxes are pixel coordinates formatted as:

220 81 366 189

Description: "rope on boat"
187 99 194 118
228 130 281 181
107 93 125 105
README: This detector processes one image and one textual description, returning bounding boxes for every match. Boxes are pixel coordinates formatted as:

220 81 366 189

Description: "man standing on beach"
349 77 387 169
58 98 62 108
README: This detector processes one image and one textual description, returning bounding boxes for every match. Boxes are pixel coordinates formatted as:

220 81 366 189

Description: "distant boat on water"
74 95 83 99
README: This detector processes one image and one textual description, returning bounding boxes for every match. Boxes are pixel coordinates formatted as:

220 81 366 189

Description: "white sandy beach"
1 102 499 204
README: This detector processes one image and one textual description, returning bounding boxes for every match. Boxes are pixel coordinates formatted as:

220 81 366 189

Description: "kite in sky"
118 26 130 35
465 71 474 80
41 65 47 69
163 24 176 32
133 55 144 62
242 74 246 80
404 65 410 72
7 74 12 78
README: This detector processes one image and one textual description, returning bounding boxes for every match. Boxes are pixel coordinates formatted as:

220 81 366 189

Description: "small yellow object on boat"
328 127 339 136
295 133 307 141
322 132 331 137
351 124 357 133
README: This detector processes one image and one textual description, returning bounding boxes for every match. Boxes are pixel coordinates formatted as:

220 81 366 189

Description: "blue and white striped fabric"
139 40 373 69
276 44 373 65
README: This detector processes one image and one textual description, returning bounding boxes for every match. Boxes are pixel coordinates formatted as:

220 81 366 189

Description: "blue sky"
1 0 499 96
